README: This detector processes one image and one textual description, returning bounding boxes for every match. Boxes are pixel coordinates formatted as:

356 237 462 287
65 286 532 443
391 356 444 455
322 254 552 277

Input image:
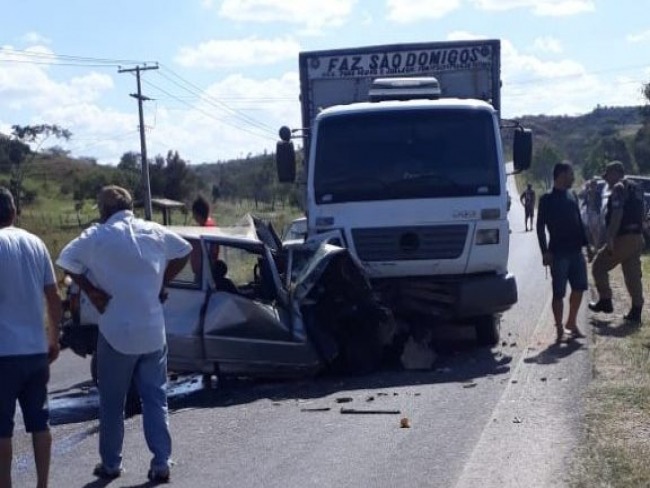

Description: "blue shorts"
550 251 588 299
0 354 50 437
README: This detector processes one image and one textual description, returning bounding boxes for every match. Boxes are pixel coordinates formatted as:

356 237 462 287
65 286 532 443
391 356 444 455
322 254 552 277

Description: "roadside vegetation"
570 254 650 487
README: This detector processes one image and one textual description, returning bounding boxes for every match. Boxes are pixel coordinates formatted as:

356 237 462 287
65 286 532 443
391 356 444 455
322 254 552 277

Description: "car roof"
168 224 261 245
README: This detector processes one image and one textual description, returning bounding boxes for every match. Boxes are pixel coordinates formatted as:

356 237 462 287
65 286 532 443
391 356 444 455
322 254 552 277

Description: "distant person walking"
57 186 191 483
588 161 645 323
0 187 61 488
536 163 592 342
520 183 536 232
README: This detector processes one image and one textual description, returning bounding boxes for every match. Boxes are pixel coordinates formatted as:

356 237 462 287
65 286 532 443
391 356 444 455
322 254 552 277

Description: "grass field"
571 253 650 487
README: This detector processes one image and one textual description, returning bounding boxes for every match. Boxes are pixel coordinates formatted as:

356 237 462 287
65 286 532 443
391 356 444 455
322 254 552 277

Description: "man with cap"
589 161 645 323
57 185 192 482
0 186 61 488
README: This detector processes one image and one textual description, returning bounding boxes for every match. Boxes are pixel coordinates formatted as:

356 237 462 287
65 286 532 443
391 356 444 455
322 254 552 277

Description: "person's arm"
536 196 551 265
605 184 625 251
44 284 62 363
68 273 111 314
520 192 526 204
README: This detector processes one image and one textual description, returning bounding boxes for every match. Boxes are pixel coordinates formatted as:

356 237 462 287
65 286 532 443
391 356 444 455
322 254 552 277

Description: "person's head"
191 196 210 225
552 162 574 189
526 183 532 190
97 185 133 223
0 187 16 228
602 160 625 187
212 259 228 279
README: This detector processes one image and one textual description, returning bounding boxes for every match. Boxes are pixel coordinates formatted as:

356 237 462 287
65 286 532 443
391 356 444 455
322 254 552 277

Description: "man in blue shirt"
536 163 592 342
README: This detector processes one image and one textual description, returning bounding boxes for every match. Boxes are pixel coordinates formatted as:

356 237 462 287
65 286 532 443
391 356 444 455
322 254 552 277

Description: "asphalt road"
11 179 592 487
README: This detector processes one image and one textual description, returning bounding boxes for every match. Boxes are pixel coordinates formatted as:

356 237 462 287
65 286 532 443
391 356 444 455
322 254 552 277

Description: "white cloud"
533 36 563 53
175 37 300 69
472 0 595 16
20 32 51 45
627 30 650 43
217 0 355 34
386 0 461 23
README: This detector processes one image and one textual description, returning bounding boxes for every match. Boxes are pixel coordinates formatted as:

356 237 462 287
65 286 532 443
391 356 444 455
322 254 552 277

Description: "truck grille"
352 225 468 261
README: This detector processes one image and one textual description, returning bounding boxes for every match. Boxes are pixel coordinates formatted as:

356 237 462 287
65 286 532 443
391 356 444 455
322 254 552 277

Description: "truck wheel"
475 315 499 347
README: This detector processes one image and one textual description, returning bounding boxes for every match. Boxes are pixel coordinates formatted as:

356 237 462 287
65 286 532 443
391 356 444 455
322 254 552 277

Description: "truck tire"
90 351 142 417
475 315 499 347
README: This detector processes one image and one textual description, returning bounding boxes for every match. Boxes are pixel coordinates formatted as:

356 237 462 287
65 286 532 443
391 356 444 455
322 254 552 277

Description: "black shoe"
148 468 171 484
624 306 643 323
93 463 123 479
588 299 614 314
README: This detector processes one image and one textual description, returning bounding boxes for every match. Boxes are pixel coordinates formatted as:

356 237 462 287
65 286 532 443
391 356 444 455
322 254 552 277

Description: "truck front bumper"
455 273 518 317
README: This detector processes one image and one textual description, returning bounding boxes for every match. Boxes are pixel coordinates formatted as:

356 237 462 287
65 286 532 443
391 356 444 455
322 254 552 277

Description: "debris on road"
462 382 477 389
340 408 401 415
366 396 375 402
335 397 353 404
513 417 523 424
400 417 411 428
301 407 332 412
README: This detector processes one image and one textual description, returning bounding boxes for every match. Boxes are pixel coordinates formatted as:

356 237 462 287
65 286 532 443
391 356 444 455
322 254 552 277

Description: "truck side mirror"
276 126 296 183
513 127 532 172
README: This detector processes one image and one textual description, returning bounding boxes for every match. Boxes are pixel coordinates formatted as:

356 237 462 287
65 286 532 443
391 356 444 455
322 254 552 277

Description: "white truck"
276 40 532 346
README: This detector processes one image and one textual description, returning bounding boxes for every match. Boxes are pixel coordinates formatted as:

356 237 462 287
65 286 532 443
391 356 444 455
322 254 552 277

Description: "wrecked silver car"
60 215 396 383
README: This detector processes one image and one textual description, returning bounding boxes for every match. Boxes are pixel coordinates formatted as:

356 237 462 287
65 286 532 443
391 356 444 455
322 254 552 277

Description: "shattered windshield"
313 108 500 204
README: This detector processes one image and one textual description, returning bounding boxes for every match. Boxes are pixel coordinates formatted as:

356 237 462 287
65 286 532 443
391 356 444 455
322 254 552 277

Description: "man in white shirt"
0 187 61 488
57 186 191 483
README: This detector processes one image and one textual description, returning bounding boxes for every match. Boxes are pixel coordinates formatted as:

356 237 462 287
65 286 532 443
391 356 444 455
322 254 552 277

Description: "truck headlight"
475 229 499 245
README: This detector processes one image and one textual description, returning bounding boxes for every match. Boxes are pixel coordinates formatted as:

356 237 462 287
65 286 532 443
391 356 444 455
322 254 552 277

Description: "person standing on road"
520 183 536 232
536 163 592 342
56 186 191 483
588 161 645 323
0 187 61 488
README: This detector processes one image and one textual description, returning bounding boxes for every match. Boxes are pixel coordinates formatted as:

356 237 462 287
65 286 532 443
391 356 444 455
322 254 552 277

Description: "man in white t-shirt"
0 187 61 488
57 186 191 483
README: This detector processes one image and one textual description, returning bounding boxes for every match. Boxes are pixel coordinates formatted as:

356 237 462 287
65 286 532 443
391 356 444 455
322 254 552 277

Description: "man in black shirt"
537 162 592 341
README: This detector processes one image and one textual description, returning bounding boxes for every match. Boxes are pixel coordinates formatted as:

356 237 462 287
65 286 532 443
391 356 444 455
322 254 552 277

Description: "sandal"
565 326 585 339
93 463 123 479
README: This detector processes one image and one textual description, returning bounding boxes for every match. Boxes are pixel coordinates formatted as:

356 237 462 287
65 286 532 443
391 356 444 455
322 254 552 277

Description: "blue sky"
1 0 649 165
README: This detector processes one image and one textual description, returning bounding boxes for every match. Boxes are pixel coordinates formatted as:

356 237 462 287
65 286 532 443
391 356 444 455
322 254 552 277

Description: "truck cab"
276 40 532 346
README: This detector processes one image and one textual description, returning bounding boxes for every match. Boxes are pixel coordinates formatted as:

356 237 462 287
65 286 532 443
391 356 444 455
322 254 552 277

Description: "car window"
170 240 202 288
218 245 259 287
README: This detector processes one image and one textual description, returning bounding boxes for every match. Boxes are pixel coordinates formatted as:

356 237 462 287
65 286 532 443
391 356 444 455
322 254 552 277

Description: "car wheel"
475 315 499 347
331 318 384 375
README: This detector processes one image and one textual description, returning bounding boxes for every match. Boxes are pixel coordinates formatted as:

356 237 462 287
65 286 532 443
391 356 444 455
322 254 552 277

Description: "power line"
157 64 277 132
0 47 153 66
140 76 276 141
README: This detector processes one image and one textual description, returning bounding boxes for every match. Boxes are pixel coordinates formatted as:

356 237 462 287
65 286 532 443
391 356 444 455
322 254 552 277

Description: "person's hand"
48 339 60 364
542 252 553 267
88 288 111 314
586 247 595 263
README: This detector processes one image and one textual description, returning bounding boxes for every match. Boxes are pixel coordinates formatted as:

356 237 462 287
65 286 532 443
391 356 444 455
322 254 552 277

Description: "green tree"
9 124 71 214
530 144 561 189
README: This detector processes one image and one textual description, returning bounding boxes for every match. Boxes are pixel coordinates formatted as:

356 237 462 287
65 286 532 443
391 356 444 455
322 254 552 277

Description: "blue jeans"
97 333 171 472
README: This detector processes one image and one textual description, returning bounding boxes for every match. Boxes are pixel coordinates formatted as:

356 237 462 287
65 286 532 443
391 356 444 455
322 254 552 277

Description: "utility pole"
118 64 158 220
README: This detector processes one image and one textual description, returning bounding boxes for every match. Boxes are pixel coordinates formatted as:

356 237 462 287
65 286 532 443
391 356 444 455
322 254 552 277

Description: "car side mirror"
513 127 532 173
276 126 296 183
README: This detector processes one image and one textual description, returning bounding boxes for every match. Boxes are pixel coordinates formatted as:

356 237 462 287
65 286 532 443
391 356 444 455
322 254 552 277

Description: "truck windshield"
313 109 500 204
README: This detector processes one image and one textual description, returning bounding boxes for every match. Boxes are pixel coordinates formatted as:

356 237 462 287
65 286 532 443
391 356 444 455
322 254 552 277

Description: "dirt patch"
570 256 650 487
